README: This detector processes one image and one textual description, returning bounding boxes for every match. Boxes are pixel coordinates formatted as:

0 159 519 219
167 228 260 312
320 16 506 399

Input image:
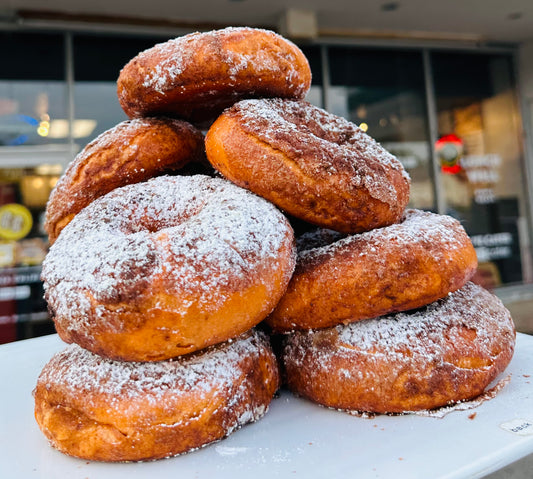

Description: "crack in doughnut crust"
41 175 296 362
281 282 515 413
266 209 478 332
117 27 311 124
205 98 411 234
45 117 205 244
33 330 280 462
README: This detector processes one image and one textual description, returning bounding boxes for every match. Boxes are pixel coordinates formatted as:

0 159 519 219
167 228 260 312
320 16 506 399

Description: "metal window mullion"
422 48 446 214
320 44 331 111
512 49 533 282
65 31 76 163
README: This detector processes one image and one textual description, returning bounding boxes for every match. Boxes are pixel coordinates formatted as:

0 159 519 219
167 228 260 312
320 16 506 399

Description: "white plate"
1 333 532 479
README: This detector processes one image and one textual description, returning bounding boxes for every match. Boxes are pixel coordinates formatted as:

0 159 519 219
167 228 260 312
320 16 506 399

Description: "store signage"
470 232 513 262
0 285 30 302
435 135 502 205
0 204 33 240
436 134 463 174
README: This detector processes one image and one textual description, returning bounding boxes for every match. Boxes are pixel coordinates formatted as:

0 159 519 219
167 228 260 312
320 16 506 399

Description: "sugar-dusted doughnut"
41 175 296 362
45 117 204 244
117 27 311 124
205 99 411 234
34 330 279 462
266 209 477 332
281 282 515 413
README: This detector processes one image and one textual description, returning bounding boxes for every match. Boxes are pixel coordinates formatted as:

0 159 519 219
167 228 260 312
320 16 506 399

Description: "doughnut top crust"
282 282 516 413
41 174 296 361
45 117 204 244
267 209 478 332
205 99 411 233
37 331 274 424
117 27 311 123
34 330 280 461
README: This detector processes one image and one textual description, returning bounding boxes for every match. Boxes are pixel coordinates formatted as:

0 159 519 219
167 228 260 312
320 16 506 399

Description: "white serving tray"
1 333 532 479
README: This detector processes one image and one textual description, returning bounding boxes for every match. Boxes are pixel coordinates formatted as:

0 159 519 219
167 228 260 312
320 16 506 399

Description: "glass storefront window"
0 33 67 147
72 36 325 145
299 45 323 108
73 34 169 144
327 46 434 210
0 33 67 342
1 29 532 342
431 51 531 288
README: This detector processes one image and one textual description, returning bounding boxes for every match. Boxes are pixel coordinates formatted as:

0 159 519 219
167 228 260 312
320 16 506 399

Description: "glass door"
431 50 531 288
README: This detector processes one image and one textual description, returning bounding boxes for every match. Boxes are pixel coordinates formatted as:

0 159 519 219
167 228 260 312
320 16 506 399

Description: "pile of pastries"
33 27 516 462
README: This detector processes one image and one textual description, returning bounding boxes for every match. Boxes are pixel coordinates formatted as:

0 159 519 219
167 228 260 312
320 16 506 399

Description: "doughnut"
266 209 478 332
205 98 411 234
34 330 280 462
45 117 204 244
117 27 311 124
41 174 296 362
281 282 515 413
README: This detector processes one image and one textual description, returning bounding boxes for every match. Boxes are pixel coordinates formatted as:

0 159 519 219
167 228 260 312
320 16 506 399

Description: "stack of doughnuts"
204 97 515 413
34 26 516 463
34 27 305 462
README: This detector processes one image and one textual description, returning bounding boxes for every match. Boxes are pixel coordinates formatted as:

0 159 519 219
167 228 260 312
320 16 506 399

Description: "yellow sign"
0 203 33 240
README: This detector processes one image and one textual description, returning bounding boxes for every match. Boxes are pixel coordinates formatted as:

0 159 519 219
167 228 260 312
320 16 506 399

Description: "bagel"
45 117 204 244
281 282 515 413
266 209 478 332
117 27 311 124
34 330 279 462
41 175 296 362
205 98 411 234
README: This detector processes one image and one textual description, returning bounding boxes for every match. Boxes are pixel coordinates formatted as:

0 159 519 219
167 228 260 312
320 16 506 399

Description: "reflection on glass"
300 45 323 108
0 33 67 148
72 38 326 145
72 34 167 144
327 47 434 210
73 82 127 145
432 51 530 287
0 82 68 146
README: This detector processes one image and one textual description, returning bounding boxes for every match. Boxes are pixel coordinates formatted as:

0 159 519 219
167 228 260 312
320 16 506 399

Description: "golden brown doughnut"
34 330 280 462
266 209 478 332
45 117 204 244
41 175 296 362
205 98 411 234
281 282 515 413
117 27 311 124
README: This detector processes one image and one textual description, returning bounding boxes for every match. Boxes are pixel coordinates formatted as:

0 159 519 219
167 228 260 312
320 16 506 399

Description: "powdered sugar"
284 282 515 378
134 27 308 95
334 282 514 357
282 282 516 412
37 330 275 426
299 209 469 264
42 175 294 333
230 98 410 205
44 117 203 244
39 331 259 399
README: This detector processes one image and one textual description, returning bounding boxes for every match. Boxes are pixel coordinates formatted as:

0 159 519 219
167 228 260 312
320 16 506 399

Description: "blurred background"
1 0 533 342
